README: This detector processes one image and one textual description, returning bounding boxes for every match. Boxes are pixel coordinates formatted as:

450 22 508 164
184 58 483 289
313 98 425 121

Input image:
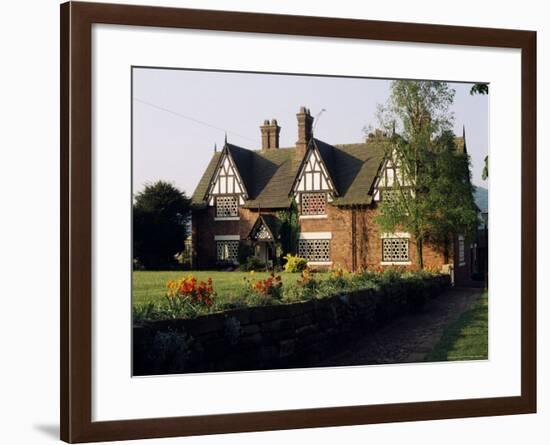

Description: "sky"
132 68 489 196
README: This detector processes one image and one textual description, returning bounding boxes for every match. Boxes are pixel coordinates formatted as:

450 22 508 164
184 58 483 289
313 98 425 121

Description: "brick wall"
192 207 277 268
299 204 448 272
192 203 450 272
299 204 355 268
359 205 449 271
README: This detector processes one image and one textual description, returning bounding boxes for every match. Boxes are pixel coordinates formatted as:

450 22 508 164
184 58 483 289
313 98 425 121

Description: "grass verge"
425 291 488 362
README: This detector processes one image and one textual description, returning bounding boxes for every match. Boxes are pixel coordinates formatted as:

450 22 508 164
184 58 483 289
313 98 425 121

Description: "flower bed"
133 272 450 375
133 268 446 321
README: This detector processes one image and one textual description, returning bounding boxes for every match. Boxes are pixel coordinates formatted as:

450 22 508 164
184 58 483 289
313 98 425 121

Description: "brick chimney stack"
295 106 313 159
260 119 280 150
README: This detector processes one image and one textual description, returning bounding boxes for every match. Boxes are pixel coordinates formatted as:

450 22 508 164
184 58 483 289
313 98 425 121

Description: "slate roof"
226 143 254 194
191 136 464 209
191 138 388 209
243 147 299 209
191 152 221 208
322 140 388 205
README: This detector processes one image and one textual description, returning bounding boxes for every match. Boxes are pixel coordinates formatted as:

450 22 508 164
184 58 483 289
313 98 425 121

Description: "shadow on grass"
425 291 488 362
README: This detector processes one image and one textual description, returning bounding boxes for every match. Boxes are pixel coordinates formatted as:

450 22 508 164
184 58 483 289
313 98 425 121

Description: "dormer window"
215 195 239 218
300 192 327 216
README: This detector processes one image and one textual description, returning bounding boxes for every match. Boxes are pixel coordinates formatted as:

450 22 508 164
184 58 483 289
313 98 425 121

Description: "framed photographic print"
60 1 536 442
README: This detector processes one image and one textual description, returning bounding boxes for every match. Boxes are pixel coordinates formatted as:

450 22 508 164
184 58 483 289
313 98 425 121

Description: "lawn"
425 291 488 362
132 270 314 306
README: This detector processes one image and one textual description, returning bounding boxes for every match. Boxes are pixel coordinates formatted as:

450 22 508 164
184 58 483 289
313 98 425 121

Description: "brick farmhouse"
190 106 477 285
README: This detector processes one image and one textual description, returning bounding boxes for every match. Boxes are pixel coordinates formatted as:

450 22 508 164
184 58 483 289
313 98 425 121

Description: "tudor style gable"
252 222 272 241
373 148 412 202
247 214 281 242
292 143 337 216
294 145 336 194
206 146 248 218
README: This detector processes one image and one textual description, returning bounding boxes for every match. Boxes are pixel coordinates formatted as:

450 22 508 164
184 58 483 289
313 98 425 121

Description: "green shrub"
211 294 249 312
283 268 319 302
243 256 265 272
133 302 158 322
283 254 308 273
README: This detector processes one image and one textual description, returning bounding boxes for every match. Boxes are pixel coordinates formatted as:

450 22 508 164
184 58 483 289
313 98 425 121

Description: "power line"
133 97 257 144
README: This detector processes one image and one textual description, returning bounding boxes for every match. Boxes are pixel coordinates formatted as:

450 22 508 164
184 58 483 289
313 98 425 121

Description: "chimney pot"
260 118 281 150
295 106 313 159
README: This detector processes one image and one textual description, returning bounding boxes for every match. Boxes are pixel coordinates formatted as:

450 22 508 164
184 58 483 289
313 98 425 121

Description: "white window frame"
299 192 328 217
214 235 240 264
214 195 240 220
380 232 411 265
298 232 332 265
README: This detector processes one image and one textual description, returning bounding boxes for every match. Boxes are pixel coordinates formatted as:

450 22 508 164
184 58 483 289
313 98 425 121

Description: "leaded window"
301 192 327 215
215 195 239 218
382 238 409 262
298 239 331 262
216 240 239 263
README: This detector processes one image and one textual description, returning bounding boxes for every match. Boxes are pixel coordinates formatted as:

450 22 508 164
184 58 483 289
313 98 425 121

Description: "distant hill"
474 186 488 213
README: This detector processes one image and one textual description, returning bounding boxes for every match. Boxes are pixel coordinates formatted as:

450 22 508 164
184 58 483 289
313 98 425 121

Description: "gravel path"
319 287 483 367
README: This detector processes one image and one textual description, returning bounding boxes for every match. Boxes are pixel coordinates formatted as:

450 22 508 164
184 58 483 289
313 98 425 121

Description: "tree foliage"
470 83 489 95
422 131 479 260
133 181 190 270
482 155 489 180
374 80 477 267
277 200 300 257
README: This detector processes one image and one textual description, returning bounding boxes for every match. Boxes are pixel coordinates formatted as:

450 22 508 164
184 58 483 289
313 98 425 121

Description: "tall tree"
374 80 476 268
133 181 190 269
423 130 479 262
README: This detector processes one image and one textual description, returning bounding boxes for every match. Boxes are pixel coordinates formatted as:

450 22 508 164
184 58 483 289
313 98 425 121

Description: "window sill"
299 215 328 219
307 261 333 266
380 261 412 266
380 232 411 239
214 217 240 221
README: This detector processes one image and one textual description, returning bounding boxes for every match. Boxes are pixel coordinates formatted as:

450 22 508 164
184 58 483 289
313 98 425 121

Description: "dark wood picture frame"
60 1 537 442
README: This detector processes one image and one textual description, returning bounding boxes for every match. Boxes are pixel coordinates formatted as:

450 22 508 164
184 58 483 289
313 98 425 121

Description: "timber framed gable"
292 143 337 196
373 148 413 202
206 145 249 208
292 141 338 217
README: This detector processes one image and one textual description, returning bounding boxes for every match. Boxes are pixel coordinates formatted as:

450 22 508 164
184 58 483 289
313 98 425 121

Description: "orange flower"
165 275 215 307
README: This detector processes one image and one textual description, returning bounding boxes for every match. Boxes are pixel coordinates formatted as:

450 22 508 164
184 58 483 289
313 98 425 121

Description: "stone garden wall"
133 275 450 375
